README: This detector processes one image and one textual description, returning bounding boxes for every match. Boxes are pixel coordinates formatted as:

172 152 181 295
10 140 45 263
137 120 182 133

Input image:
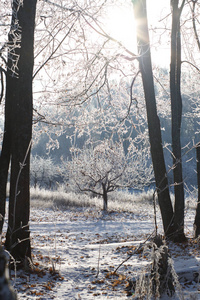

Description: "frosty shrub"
30 155 63 189
135 236 184 299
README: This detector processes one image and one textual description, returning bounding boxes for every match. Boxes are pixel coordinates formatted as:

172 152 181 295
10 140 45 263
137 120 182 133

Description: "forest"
0 0 200 299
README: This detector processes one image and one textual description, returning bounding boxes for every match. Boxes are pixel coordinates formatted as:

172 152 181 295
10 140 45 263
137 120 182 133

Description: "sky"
105 0 171 67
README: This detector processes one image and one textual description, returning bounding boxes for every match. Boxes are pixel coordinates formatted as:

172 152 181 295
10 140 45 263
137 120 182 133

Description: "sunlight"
104 3 137 53
104 0 171 66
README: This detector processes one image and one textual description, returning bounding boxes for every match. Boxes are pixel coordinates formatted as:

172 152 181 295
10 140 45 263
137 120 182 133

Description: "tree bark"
132 0 175 237
0 0 37 263
194 142 200 237
191 0 200 238
0 130 11 232
170 0 186 241
102 184 108 211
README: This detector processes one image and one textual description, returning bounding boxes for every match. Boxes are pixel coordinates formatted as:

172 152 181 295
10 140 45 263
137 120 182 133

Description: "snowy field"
4 188 200 299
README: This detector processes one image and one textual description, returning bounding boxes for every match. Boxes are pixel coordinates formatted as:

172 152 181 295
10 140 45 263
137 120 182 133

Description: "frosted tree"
68 139 153 211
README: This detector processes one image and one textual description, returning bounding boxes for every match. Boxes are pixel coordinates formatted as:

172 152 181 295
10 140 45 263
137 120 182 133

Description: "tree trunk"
194 142 200 237
0 131 11 232
102 184 108 211
170 0 186 241
191 1 200 238
132 0 175 237
1 0 37 263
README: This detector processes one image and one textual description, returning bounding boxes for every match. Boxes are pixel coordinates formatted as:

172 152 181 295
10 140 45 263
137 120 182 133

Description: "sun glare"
105 0 171 66
105 4 137 53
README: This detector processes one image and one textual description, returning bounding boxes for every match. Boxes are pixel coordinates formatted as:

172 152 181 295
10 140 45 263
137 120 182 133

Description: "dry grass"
30 186 154 212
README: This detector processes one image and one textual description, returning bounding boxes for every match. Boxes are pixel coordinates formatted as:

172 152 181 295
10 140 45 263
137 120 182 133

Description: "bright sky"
105 0 170 66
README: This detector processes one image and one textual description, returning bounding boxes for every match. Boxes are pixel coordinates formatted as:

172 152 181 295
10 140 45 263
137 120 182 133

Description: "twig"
4 250 17 286
12 140 32 238
114 231 156 274
96 244 101 278
153 190 158 236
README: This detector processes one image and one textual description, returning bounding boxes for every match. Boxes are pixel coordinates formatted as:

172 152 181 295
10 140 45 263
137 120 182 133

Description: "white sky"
105 0 171 67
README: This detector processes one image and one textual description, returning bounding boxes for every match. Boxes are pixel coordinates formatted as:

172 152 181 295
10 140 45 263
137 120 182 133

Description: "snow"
4 193 200 299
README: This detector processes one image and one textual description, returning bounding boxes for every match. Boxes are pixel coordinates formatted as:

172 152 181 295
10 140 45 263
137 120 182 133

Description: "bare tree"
0 0 37 264
189 0 200 237
170 0 186 241
68 140 153 211
132 0 175 238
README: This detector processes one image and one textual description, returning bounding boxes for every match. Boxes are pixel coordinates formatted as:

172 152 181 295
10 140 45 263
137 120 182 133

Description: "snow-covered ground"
4 189 200 299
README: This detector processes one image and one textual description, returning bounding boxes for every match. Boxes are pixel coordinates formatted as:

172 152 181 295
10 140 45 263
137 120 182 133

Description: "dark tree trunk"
132 0 175 238
102 184 108 211
194 142 200 237
170 0 186 241
191 1 200 238
0 0 37 263
0 131 11 232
